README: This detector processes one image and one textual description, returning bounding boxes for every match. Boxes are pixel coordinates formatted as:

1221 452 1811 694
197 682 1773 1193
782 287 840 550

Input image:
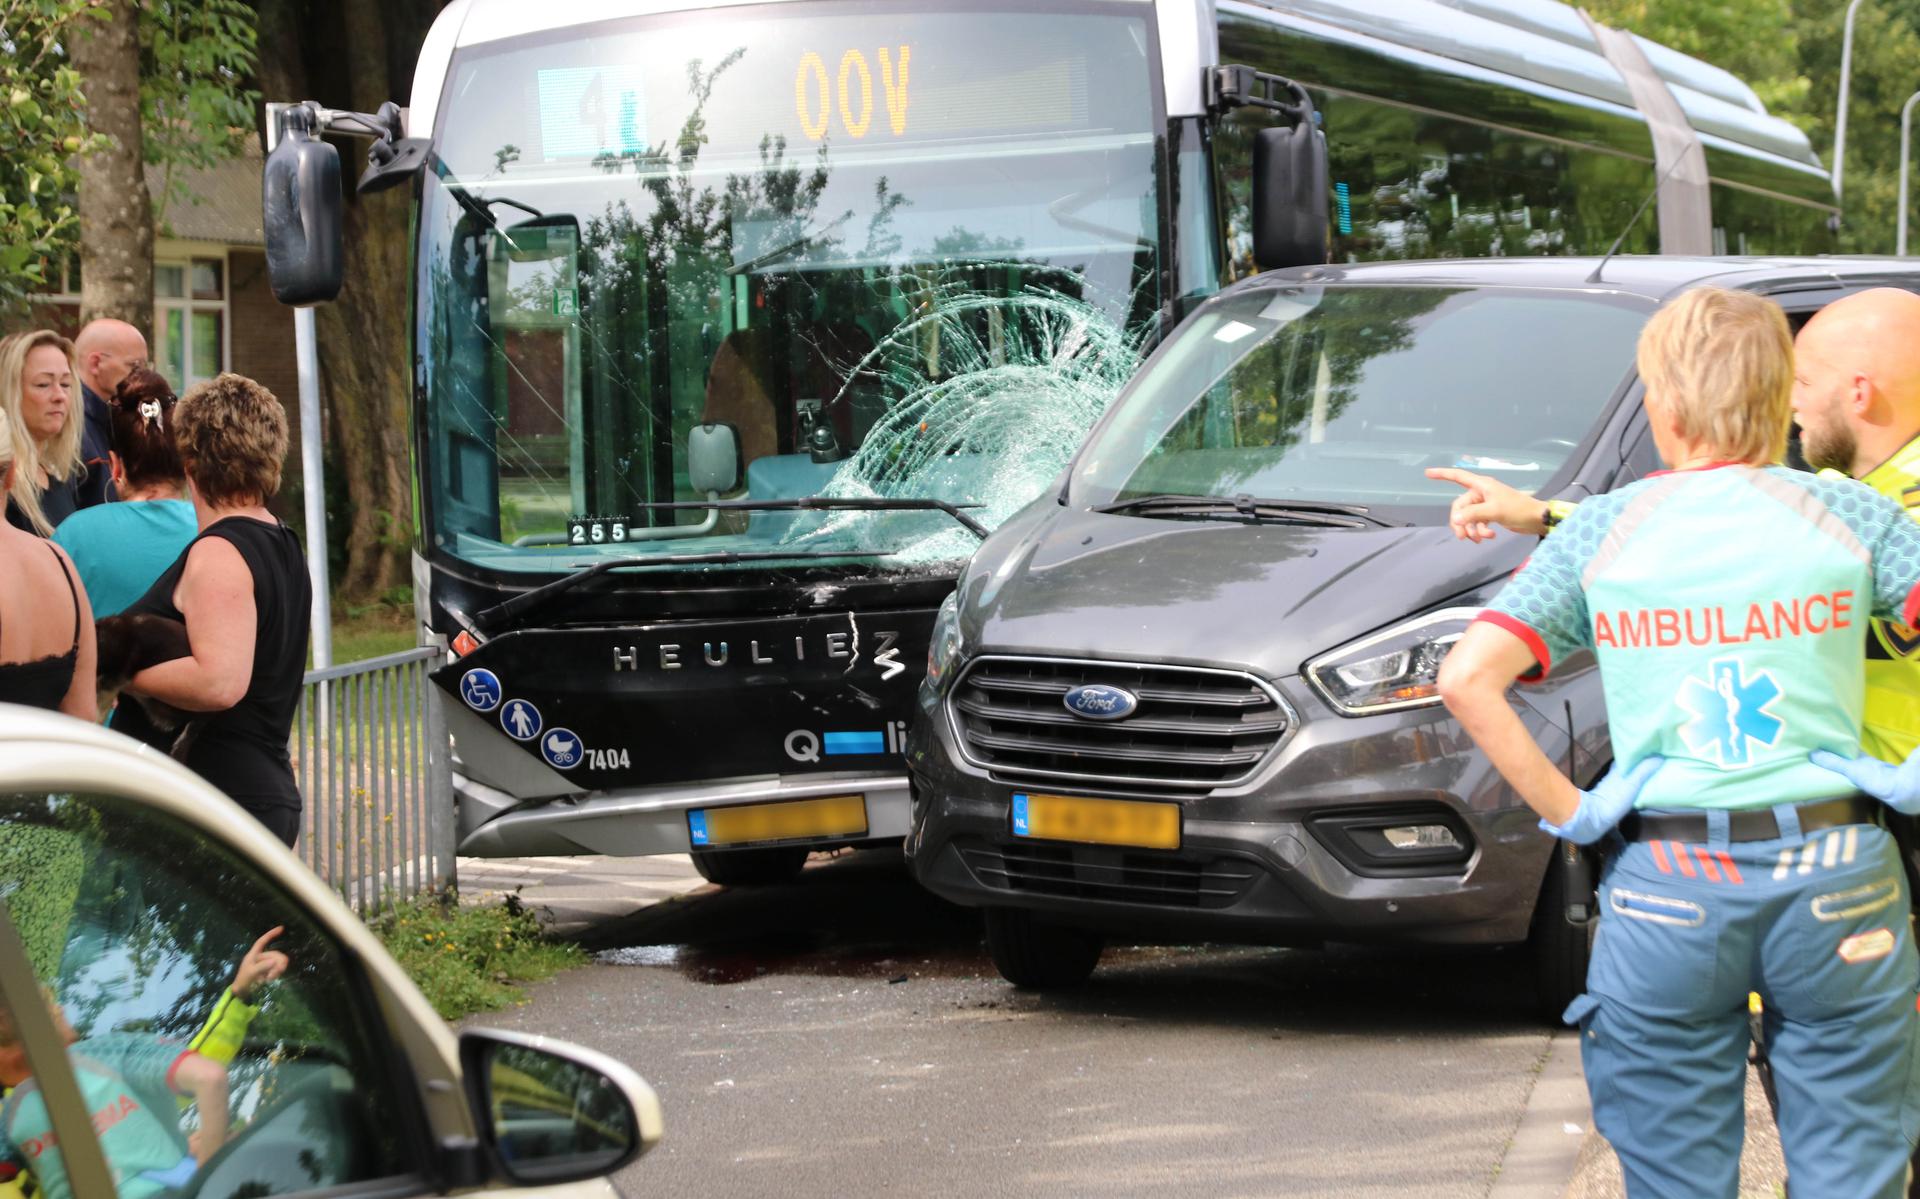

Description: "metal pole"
295 309 333 669
1833 0 1867 203
1901 89 1920 255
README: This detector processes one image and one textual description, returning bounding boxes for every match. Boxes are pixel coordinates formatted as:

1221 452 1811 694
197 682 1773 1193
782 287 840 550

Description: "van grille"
947 656 1288 789
958 839 1259 909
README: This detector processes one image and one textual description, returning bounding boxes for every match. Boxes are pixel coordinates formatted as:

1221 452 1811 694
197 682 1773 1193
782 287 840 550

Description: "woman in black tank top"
122 375 310 846
0 405 97 717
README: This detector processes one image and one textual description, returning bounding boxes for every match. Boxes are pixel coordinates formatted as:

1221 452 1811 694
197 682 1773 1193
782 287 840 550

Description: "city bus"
264 0 1835 883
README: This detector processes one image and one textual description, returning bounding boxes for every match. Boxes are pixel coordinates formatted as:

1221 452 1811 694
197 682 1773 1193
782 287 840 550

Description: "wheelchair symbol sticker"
459 668 502 712
501 698 542 742
541 728 584 769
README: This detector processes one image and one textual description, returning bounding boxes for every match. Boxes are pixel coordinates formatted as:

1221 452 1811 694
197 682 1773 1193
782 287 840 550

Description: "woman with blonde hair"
1438 286 1920 1197
0 330 87 535
0 403 97 717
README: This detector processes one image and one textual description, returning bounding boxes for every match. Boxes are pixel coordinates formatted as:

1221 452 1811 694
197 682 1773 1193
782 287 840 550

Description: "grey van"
904 255 1920 1016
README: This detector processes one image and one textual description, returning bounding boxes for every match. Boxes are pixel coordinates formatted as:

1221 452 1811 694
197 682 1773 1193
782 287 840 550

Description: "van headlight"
927 592 965 688
1306 606 1484 715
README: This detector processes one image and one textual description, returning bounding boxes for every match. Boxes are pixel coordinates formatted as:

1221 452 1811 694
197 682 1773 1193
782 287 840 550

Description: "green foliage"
1586 0 1920 252
371 894 585 1021
139 0 258 224
0 0 111 306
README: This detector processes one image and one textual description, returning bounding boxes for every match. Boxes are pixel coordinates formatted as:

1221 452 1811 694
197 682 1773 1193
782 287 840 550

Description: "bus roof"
412 0 1820 174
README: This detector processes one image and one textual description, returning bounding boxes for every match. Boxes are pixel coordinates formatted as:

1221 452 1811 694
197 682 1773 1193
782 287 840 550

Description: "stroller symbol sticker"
541 728 583 769
459 668 502 712
501 698 542 742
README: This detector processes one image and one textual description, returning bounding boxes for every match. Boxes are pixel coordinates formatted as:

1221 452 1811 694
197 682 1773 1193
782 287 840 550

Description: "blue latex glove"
1809 747 1920 815
1539 756 1666 845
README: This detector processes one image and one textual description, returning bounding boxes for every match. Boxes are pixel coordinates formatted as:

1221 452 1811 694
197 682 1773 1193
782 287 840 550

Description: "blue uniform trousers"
1568 811 1920 1199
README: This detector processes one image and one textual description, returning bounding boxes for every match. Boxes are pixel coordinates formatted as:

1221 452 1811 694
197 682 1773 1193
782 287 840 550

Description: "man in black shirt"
71 318 147 509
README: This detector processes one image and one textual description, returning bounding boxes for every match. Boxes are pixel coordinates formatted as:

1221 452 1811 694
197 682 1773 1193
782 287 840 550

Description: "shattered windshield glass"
415 1 1163 574
1072 285 1653 515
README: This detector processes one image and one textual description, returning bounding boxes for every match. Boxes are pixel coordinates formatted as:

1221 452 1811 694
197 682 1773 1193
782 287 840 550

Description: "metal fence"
291 646 455 915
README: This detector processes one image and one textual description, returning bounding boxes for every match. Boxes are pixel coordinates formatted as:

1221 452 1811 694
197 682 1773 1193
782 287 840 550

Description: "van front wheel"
984 908 1104 989
1529 841 1596 1024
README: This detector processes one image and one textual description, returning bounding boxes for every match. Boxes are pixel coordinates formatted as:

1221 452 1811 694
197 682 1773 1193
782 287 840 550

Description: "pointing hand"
1809 747 1920 815
1540 757 1666 845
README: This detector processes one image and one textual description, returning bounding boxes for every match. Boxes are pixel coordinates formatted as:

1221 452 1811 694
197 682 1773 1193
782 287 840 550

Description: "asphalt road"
473 849 1570 1198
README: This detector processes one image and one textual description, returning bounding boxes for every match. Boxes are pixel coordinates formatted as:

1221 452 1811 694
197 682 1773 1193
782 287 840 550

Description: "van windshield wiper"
474 548 889 632
1092 493 1391 528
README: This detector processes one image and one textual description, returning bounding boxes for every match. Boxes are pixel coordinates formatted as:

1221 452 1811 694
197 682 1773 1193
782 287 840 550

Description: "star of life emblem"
1677 658 1784 767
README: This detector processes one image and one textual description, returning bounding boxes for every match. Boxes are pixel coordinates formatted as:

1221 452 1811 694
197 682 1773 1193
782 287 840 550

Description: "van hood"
957 505 1529 680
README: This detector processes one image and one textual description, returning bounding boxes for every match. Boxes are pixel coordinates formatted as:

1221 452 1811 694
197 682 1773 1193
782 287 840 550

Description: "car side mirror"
263 109 345 305
460 1029 662 1186
1251 122 1330 270
688 422 741 494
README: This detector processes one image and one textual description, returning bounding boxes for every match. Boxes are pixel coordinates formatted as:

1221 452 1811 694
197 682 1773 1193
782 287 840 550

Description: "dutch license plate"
688 795 868 847
1011 792 1180 850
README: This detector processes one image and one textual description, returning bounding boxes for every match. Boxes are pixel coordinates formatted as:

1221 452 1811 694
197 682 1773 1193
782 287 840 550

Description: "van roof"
1239 256 1920 303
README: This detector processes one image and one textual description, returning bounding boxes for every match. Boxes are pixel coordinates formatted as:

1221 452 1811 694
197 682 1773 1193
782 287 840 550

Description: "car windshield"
417 1 1163 575
1070 285 1654 515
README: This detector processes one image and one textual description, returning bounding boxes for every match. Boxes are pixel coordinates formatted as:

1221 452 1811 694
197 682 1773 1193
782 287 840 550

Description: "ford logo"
1063 684 1139 721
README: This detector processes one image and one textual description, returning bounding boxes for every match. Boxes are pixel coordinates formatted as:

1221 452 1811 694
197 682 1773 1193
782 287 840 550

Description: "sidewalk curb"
1489 1030 1589 1199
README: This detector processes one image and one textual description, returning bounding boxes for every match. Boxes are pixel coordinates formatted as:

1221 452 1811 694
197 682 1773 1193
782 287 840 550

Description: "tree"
142 0 258 227
255 0 443 600
0 0 108 312
66 0 152 337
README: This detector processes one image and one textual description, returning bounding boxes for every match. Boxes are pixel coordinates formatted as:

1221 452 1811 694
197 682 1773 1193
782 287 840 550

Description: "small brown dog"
94 613 200 757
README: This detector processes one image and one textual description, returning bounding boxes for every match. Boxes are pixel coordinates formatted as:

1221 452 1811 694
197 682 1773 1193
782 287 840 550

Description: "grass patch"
371 894 585 1021
327 589 417 666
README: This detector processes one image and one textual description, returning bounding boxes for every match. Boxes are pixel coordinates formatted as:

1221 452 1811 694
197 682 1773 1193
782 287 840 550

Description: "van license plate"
1011 792 1180 850
689 795 868 847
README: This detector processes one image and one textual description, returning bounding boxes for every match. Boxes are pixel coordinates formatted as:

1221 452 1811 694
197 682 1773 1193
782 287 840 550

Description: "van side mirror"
460 1029 662 1186
1252 121 1330 270
263 108 345 305
688 422 741 494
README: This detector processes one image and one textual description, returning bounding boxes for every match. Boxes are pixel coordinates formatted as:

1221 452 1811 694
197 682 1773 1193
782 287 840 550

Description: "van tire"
1529 842 1595 1024
984 908 1104 989
690 846 809 886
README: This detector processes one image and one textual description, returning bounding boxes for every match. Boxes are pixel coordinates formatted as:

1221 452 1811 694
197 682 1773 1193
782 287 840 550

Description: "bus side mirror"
263 115 345 305
1251 123 1330 270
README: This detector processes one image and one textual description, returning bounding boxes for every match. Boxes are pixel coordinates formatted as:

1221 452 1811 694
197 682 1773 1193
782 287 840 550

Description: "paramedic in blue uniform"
1437 286 1920 1199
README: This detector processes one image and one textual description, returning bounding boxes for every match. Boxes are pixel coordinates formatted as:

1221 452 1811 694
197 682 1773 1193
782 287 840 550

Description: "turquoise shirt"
0 1034 199 1199
1483 465 1920 811
52 500 197 617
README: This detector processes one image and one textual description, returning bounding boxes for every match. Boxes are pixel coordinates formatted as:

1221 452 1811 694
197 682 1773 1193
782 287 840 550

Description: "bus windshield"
416 1 1163 576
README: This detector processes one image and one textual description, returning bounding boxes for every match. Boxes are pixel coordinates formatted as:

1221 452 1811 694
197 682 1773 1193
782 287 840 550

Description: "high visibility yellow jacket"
1846 434 1920 763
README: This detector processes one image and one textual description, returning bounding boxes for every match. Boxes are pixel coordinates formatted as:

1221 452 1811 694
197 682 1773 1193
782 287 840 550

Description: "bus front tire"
984 908 1104 990
690 846 810 886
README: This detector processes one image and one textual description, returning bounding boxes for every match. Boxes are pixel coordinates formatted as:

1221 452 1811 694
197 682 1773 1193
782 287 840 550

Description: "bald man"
71 318 147 508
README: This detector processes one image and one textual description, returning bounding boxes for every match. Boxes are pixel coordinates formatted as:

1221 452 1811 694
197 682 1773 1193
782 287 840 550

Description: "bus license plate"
1011 792 1180 850
688 795 868 847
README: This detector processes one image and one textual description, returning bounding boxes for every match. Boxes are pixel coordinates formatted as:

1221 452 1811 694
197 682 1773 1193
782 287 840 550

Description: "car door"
0 709 655 1198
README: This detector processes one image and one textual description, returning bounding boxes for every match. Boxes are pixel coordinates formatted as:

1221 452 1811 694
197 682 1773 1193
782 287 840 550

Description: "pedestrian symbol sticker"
1678 658 1784 767
501 698 542 742
460 668 502 712
541 728 583 769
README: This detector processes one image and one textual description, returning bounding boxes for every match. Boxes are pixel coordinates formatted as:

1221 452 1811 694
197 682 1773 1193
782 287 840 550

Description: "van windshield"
1071 285 1654 514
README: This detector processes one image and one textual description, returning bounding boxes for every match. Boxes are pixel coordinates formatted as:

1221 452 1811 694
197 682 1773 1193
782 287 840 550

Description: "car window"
0 790 419 1199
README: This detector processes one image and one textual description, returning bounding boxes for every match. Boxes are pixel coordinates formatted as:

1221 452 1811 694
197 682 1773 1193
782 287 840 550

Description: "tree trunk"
68 0 153 341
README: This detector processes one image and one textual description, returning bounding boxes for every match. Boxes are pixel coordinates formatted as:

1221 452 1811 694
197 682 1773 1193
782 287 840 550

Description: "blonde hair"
174 373 289 506
0 330 83 535
1635 287 1793 466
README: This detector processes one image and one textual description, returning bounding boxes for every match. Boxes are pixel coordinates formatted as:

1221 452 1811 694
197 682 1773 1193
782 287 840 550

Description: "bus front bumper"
455 770 912 858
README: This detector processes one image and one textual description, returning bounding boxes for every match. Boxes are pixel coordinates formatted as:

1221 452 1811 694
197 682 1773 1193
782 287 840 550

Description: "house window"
154 256 228 388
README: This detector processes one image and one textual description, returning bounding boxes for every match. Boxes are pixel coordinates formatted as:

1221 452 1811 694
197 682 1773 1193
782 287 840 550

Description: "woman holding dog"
52 367 198 616
0 405 97 718
121 373 311 847
0 330 87 535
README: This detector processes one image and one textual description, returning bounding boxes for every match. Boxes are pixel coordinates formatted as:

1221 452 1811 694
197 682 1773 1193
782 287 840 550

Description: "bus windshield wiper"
1092 493 1391 528
474 548 889 632
633 496 990 539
